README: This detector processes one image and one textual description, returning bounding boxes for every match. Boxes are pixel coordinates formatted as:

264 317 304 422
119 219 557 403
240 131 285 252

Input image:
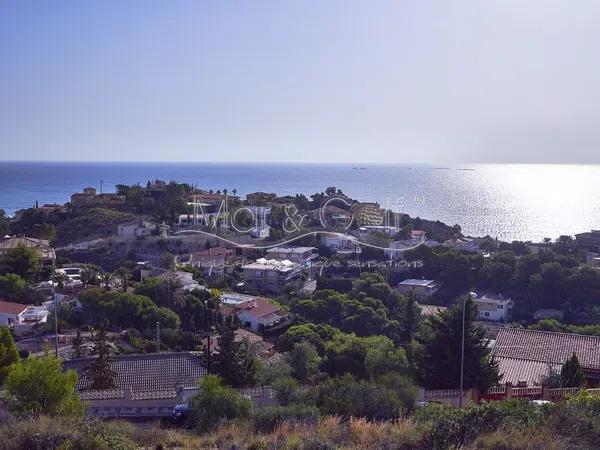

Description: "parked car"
172 403 191 423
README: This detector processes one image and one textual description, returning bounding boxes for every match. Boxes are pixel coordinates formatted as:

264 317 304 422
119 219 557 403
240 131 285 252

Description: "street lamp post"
459 296 466 407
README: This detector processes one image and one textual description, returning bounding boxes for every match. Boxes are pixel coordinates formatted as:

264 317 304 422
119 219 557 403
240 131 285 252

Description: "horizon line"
1 159 599 167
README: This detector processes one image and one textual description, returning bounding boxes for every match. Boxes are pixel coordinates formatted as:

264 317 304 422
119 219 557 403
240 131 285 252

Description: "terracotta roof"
63 352 207 392
0 300 28 315
495 356 561 386
492 328 600 371
240 298 280 318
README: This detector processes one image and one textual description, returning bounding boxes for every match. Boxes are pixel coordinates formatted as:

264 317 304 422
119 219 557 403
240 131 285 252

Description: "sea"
1 161 600 243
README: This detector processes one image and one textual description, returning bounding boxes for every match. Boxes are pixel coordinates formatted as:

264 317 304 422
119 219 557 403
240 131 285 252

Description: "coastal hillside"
55 207 137 245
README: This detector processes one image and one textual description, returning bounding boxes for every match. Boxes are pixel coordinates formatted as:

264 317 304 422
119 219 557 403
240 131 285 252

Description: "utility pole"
207 332 211 373
53 283 59 357
459 296 466 407
100 179 103 194
156 321 160 351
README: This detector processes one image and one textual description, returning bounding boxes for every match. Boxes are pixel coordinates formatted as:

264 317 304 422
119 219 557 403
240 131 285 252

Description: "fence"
479 385 596 402
422 385 599 406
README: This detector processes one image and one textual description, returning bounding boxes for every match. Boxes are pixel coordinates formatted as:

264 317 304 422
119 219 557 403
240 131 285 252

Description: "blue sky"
1 1 600 163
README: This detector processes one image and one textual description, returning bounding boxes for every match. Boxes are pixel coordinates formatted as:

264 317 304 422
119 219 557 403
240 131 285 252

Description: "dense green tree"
86 328 117 389
397 291 422 350
0 273 27 300
323 333 407 379
561 353 585 387
416 296 499 391
159 251 176 269
287 341 321 383
277 323 341 354
189 374 252 432
0 326 19 384
3 243 41 279
4 355 83 416
156 182 188 225
212 316 260 387
79 288 180 331
315 373 416 421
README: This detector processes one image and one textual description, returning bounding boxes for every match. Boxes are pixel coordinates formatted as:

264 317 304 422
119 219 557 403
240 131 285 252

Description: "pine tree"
560 353 585 387
398 291 422 359
0 326 19 384
417 296 500 391
213 315 238 385
71 329 84 359
85 328 117 389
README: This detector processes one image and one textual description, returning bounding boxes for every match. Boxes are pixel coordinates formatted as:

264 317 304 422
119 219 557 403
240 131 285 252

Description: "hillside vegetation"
1 392 600 450
55 207 137 244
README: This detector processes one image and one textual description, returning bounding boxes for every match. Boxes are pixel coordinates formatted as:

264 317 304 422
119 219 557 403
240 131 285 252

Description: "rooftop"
495 356 561 386
242 258 298 272
492 328 600 371
266 246 316 254
0 236 51 249
239 298 281 319
63 352 207 392
398 279 436 287
0 299 28 315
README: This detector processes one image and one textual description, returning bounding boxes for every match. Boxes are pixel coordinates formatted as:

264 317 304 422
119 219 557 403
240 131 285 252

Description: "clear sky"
1 1 599 164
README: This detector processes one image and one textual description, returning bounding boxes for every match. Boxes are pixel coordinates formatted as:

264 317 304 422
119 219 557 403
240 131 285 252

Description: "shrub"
414 399 544 449
4 356 84 417
189 375 252 432
315 374 415 421
253 404 321 432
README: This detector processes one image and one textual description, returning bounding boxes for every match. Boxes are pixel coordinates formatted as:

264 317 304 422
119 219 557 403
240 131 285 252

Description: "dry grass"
0 413 580 450
466 428 567 450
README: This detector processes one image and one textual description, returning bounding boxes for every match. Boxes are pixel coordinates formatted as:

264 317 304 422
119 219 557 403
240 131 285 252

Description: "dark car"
172 403 191 424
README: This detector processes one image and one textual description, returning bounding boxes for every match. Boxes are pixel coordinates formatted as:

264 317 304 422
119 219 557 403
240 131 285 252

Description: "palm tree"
114 267 131 292
99 272 113 291
80 264 100 287
232 189 237 197
51 271 69 289
223 188 228 196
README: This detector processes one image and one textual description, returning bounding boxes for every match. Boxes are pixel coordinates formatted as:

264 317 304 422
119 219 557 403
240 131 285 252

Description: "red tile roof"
0 300 28 315
495 356 561 386
240 298 280 318
493 328 600 371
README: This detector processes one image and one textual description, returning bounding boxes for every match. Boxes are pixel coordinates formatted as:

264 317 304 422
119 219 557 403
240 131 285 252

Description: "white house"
470 292 513 322
0 300 28 327
0 300 49 328
320 232 361 255
246 206 271 238
352 226 399 239
397 279 438 299
116 220 155 238
221 295 287 333
242 258 301 293
265 246 317 264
